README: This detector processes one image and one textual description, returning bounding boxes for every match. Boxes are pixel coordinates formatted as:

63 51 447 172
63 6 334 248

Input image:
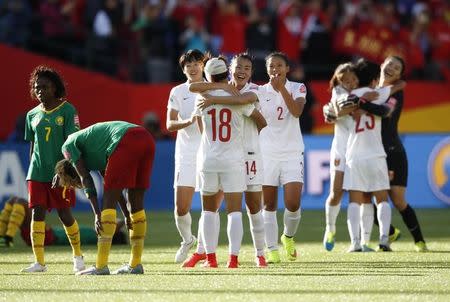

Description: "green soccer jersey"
25 102 80 182
62 121 137 172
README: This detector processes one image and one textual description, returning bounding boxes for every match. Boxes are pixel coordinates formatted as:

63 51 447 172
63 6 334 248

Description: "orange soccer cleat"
181 252 206 268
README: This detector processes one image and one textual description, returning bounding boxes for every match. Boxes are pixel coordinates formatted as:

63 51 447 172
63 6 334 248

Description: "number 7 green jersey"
25 101 80 182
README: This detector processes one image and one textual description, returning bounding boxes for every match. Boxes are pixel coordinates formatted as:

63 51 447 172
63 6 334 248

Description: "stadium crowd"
0 0 448 82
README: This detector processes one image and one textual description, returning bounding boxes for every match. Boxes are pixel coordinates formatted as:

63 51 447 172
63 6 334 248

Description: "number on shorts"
44 127 51 141
207 108 232 142
355 113 375 133
245 160 257 175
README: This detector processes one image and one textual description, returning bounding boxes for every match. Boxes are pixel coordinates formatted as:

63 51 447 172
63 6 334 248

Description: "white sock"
263 210 278 251
227 212 243 256
248 210 265 256
175 213 192 244
283 208 301 237
201 211 217 254
360 204 374 245
196 213 205 254
347 202 361 246
215 212 220 250
377 201 391 245
325 203 341 233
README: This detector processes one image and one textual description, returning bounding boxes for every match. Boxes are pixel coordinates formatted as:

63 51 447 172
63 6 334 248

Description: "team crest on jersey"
427 137 450 205
299 84 306 94
55 116 64 126
334 158 341 167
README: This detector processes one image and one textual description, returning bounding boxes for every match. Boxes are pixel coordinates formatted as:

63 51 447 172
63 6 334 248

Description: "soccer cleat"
323 231 335 251
0 236 13 248
21 262 47 273
201 253 218 268
389 228 401 243
112 263 144 274
414 241 428 252
361 245 375 252
267 250 281 264
347 244 362 253
377 244 393 252
73 255 85 272
182 252 206 268
280 234 297 261
226 255 239 268
255 255 267 268
175 236 197 263
76 266 110 275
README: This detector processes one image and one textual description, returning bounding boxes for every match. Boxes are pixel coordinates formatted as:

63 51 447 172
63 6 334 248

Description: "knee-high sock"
196 212 205 254
0 202 13 236
360 204 374 245
347 203 360 246
400 204 425 243
201 211 217 254
248 210 265 256
175 212 192 244
6 203 26 238
63 220 82 257
283 208 301 237
214 212 220 251
96 209 116 269
31 220 45 265
227 212 243 256
325 203 341 233
263 210 278 251
373 206 396 236
129 210 146 267
377 202 391 245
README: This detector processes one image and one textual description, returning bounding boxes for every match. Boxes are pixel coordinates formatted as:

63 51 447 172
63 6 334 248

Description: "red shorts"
104 127 155 190
28 181 76 210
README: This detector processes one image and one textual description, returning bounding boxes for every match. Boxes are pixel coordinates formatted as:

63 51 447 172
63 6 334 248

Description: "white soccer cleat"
112 263 144 275
73 255 85 272
175 236 197 263
21 262 47 273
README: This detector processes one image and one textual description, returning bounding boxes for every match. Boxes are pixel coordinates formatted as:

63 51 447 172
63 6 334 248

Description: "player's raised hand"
270 74 284 92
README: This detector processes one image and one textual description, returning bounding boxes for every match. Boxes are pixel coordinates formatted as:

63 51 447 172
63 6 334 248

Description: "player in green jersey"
21 66 85 273
54 121 155 275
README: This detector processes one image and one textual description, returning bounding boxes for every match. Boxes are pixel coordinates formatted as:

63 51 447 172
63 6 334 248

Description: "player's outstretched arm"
207 92 257 105
166 108 196 132
358 97 396 118
189 82 240 95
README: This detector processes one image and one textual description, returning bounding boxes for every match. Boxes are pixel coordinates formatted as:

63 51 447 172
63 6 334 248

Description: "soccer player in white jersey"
321 63 359 251
193 57 265 268
258 52 306 263
166 49 207 265
342 59 396 252
190 53 268 267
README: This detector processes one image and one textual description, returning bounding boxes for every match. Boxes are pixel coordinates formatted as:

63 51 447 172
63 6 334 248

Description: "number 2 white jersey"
258 80 307 160
167 82 201 166
194 89 255 172
345 86 391 163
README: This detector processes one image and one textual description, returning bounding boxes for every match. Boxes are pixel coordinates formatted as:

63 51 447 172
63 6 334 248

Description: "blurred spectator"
142 111 171 140
179 14 209 53
276 0 303 62
0 0 32 47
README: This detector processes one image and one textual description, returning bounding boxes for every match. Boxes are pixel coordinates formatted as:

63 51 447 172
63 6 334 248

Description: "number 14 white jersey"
194 89 255 172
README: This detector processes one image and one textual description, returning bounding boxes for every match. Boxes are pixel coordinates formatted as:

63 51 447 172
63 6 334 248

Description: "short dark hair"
179 49 206 69
231 52 254 70
29 65 66 100
355 59 380 87
265 51 289 66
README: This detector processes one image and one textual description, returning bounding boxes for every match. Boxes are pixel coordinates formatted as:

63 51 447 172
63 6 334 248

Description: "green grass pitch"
1 209 450 302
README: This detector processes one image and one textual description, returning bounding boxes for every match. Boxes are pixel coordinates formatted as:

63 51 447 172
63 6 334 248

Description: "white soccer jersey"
345 86 391 163
167 82 201 165
258 80 307 160
330 85 352 171
194 89 255 172
240 82 263 154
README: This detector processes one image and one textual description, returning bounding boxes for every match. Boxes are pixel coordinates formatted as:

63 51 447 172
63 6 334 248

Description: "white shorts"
199 167 247 194
245 155 264 186
343 157 390 192
246 184 262 192
262 155 304 186
173 163 197 188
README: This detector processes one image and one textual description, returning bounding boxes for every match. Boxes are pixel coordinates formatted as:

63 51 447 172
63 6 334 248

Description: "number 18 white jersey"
193 89 255 172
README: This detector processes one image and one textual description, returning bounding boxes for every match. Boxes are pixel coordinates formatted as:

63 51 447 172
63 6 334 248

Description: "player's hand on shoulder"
224 83 240 96
337 94 359 110
197 94 213 111
361 91 379 102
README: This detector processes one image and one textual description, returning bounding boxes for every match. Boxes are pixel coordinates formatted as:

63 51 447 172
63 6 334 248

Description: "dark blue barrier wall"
1 134 449 210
